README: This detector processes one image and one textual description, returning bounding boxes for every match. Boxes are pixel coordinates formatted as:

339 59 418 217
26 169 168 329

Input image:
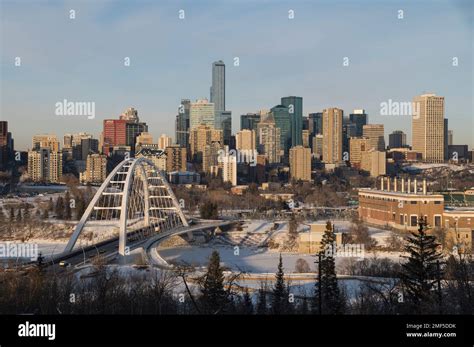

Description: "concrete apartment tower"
412 93 445 163
236 129 256 151
322 108 343 164
289 146 311 181
363 124 385 151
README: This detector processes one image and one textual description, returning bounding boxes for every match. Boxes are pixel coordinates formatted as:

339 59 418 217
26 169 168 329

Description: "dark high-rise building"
271 105 291 156
210 60 231 145
342 118 357 155
308 112 323 138
176 99 190 148
80 138 99 160
126 121 148 154
219 111 232 146
210 60 225 113
0 121 8 169
281 96 303 147
389 130 407 149
241 113 260 131
444 118 449 160
448 145 468 161
302 117 309 131
0 121 13 170
349 109 368 137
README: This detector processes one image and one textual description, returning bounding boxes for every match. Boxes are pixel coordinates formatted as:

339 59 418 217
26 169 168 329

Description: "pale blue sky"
1 0 473 150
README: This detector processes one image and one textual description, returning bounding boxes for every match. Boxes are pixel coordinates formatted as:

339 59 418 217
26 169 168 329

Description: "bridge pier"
186 230 194 242
118 247 146 265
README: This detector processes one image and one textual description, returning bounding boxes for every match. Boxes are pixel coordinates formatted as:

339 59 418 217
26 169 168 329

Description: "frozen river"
158 245 319 273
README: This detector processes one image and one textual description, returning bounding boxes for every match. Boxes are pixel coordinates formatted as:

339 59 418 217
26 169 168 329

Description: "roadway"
36 219 236 273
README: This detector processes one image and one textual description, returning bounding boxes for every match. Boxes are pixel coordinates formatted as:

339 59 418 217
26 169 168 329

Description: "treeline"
0 219 472 315
1 188 94 223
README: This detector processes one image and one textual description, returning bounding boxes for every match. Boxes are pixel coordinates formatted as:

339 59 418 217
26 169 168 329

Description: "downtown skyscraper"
412 93 445 163
270 105 291 157
281 96 303 148
210 60 231 145
175 99 190 148
210 60 225 113
322 108 343 164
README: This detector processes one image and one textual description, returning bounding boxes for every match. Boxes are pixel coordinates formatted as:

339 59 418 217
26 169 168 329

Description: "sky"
1 0 473 151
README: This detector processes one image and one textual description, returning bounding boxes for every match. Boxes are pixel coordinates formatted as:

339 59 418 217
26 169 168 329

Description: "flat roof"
358 188 443 198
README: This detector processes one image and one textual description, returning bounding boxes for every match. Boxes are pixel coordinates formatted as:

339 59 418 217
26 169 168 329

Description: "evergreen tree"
55 196 64 219
16 208 23 223
42 209 49 220
272 253 288 314
314 221 343 314
64 192 72 220
48 197 54 212
299 295 309 314
242 288 254 315
75 194 85 220
200 201 218 220
200 250 227 314
9 207 15 222
256 283 267 315
23 205 31 221
36 252 45 272
400 216 443 314
444 254 473 314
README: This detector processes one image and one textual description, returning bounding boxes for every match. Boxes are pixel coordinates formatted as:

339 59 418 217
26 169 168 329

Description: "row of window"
397 214 442 227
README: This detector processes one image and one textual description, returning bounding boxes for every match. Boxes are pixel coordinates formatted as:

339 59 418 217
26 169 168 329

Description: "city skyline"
1 1 474 337
1 0 473 150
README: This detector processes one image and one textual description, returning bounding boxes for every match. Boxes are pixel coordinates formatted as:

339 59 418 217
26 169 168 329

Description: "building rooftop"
358 188 443 198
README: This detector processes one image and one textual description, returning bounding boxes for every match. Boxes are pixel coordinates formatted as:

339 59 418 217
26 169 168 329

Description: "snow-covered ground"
158 243 402 274
35 242 67 257
405 163 466 171
157 219 403 273
159 245 318 273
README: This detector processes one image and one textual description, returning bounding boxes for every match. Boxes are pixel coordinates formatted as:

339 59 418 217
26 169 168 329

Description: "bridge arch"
64 157 188 256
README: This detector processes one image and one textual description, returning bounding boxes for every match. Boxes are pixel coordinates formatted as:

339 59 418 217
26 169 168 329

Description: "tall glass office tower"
175 99 190 148
210 60 231 145
281 96 303 147
271 105 291 157
349 109 368 137
210 60 225 113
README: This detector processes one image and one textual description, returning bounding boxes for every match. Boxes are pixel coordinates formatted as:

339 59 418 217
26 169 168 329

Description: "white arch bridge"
64 157 189 257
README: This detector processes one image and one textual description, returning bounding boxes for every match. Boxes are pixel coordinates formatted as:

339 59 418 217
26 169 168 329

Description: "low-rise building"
359 177 474 238
167 171 201 185
298 223 343 254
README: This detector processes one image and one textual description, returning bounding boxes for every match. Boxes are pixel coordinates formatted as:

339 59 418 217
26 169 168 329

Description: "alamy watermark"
324 242 365 259
55 99 95 119
380 99 420 119
217 148 258 166
0 242 38 261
